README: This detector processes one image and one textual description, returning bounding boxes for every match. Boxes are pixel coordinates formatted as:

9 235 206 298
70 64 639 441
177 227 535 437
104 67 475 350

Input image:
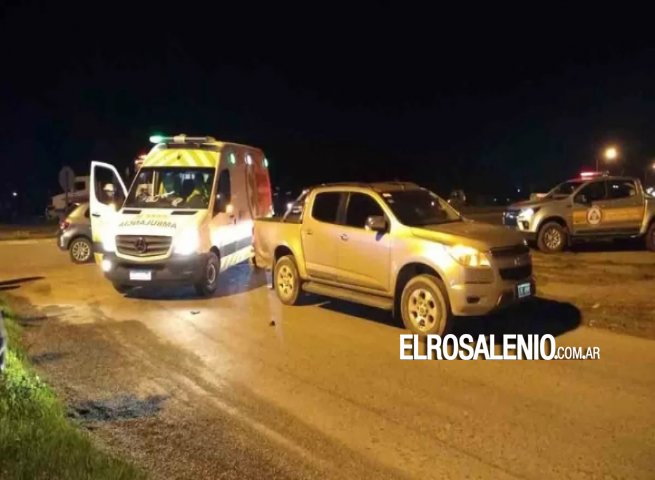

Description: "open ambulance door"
89 161 128 265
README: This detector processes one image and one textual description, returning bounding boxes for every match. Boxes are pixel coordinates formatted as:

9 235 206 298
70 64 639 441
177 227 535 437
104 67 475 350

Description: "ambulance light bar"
149 134 216 144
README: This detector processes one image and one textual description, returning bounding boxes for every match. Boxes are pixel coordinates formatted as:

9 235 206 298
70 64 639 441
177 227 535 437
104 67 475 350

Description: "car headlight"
446 244 491 268
517 207 540 220
102 235 116 252
174 230 199 255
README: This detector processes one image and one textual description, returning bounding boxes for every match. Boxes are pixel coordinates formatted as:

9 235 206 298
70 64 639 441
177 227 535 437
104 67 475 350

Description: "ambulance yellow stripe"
143 149 219 168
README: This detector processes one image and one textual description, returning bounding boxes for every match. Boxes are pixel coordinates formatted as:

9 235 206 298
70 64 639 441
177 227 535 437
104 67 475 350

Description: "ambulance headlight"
446 244 491 268
174 230 199 255
102 235 116 252
101 259 112 272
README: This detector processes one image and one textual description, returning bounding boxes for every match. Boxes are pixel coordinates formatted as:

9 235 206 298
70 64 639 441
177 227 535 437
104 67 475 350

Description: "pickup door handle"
91 213 101 218
304 229 313 236
340 233 349 241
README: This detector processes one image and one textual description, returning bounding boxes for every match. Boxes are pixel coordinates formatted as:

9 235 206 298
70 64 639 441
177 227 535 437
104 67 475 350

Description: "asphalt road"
1 239 654 479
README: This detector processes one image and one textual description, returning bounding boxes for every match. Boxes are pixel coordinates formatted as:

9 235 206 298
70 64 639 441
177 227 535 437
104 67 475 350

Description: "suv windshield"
125 167 215 209
381 189 461 226
546 180 584 198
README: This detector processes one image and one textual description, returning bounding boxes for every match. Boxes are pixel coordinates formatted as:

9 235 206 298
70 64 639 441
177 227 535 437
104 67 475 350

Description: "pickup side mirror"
574 193 589 205
366 215 387 233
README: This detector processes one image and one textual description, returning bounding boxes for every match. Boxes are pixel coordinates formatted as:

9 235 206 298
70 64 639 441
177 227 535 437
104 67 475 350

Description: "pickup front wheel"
537 222 567 253
274 255 302 305
400 274 452 336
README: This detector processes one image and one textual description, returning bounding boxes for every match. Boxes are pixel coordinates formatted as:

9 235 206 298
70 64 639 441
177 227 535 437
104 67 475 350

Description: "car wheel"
537 222 567 253
194 252 220 297
274 255 302 305
112 283 131 294
69 237 93 263
400 274 452 336
646 222 655 252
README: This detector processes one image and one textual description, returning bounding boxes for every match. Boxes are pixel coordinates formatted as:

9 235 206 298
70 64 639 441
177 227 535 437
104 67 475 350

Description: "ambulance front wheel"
194 252 220 297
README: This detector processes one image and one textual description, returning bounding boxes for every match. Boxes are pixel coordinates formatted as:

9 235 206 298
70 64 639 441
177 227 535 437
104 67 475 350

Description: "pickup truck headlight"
174 230 199 255
446 244 491 268
517 207 540 220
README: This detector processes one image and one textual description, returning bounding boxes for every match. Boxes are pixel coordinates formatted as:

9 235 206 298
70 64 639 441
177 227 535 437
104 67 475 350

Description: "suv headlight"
174 230 199 255
446 244 491 268
517 207 540 220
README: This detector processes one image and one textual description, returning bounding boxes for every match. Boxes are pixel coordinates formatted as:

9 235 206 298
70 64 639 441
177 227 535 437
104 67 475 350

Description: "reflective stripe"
143 149 219 168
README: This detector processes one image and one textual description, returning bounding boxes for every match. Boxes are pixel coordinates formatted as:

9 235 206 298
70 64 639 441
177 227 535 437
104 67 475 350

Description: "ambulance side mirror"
214 193 232 215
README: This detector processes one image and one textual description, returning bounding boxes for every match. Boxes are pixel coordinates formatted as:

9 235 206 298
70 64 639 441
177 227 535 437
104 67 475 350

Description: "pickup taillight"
60 221 70 230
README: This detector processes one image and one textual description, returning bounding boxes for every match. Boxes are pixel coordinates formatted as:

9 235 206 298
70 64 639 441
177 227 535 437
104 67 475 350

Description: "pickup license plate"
517 282 531 299
129 270 152 281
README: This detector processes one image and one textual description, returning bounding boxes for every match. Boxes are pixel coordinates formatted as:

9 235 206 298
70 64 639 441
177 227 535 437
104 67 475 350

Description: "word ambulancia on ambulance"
89 134 273 296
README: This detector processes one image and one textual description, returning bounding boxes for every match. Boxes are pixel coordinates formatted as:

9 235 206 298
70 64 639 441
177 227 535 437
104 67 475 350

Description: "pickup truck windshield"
125 167 215 209
381 189 461 226
546 180 584 198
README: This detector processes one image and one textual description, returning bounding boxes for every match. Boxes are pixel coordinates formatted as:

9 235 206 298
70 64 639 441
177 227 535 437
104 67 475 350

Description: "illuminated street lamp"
597 146 619 172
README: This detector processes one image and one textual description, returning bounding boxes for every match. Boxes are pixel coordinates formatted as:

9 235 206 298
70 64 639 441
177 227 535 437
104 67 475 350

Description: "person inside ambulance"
182 173 210 208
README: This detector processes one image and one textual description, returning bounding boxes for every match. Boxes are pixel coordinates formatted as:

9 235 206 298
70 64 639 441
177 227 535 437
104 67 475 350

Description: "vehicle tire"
400 274 452 336
537 222 567 253
112 283 132 294
69 237 93 264
194 252 220 297
645 222 655 252
273 255 302 305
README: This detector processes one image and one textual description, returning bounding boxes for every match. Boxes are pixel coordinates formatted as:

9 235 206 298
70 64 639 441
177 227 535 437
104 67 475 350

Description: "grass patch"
0 302 145 480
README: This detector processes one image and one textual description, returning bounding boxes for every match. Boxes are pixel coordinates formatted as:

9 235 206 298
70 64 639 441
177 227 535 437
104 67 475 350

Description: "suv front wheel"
400 274 452 336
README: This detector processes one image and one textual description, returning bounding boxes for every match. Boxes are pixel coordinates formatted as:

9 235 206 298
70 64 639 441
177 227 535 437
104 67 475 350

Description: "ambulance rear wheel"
537 222 567 253
194 252 220 297
646 222 655 252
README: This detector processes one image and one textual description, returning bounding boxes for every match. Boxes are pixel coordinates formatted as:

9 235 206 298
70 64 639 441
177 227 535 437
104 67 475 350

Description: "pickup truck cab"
503 173 655 253
254 182 534 335
90 135 272 296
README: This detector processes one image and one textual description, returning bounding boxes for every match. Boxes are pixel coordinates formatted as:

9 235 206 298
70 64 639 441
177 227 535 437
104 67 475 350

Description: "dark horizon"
2 2 655 214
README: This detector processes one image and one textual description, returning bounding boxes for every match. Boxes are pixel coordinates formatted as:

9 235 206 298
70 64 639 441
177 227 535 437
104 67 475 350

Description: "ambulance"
90 135 273 296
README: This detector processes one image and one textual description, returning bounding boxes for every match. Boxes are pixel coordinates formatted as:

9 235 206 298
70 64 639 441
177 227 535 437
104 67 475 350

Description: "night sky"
2 2 655 214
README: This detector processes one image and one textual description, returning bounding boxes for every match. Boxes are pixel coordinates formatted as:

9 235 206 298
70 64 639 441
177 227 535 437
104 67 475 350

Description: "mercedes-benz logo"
134 237 148 254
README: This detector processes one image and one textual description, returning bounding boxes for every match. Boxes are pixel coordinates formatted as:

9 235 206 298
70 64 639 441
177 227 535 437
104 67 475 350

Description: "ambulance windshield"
125 167 215 209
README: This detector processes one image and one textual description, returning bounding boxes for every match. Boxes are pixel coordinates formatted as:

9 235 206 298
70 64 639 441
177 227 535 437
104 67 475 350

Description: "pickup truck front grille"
499 265 532 281
116 235 172 257
489 244 530 258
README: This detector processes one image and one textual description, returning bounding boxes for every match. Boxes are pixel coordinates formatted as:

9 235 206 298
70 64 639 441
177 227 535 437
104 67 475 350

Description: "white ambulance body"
90 135 273 296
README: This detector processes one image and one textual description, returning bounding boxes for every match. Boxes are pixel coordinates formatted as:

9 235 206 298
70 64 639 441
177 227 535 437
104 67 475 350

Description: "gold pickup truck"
254 182 535 335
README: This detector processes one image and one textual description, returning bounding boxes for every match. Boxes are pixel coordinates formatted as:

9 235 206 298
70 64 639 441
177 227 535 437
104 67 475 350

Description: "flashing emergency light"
264 158 269 168
149 134 216 144
580 171 602 179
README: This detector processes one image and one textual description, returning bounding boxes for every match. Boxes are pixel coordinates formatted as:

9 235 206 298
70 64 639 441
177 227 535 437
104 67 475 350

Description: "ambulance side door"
89 161 128 264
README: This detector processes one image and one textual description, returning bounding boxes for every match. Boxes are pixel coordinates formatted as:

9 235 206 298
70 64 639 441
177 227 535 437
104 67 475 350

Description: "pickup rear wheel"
274 255 302 305
537 222 567 253
400 274 451 336
646 222 655 251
